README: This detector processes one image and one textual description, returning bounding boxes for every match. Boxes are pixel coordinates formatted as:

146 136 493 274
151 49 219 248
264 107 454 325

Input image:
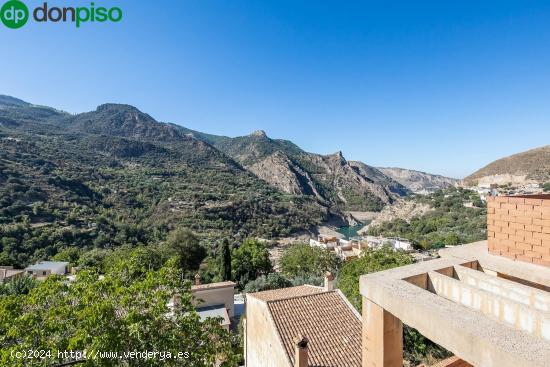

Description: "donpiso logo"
0 1 122 29
0 0 29 29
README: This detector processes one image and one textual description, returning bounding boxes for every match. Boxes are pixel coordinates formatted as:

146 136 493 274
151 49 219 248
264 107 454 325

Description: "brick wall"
487 195 550 267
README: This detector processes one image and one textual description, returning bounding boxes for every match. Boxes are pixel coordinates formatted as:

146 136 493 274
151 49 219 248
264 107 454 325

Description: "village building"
245 273 362 367
0 266 25 283
25 261 69 279
191 276 237 331
310 233 414 262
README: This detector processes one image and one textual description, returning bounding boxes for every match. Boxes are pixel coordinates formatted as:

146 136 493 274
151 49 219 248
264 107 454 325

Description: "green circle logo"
0 0 29 29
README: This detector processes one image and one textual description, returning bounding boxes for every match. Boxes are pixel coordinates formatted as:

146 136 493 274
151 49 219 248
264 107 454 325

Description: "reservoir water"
336 222 370 239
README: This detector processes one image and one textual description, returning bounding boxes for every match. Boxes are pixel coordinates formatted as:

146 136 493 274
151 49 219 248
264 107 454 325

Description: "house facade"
191 280 236 331
245 276 362 367
25 261 69 278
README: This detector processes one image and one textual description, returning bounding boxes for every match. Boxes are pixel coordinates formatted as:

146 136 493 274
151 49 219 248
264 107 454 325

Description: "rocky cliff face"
243 146 410 212
248 151 322 198
0 94 412 216
378 167 458 193
359 199 433 234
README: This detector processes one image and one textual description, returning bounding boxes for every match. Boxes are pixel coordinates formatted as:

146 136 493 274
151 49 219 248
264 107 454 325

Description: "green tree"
164 228 207 275
243 273 293 293
77 248 109 270
367 187 487 250
279 243 341 278
0 275 37 296
52 247 82 265
219 239 232 281
543 182 550 192
231 239 272 287
404 327 451 366
338 246 413 310
0 251 238 367
337 247 449 365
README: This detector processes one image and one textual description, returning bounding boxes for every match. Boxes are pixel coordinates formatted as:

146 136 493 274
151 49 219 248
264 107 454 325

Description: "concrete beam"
428 271 550 341
439 241 550 290
360 255 550 367
362 298 403 367
453 265 550 312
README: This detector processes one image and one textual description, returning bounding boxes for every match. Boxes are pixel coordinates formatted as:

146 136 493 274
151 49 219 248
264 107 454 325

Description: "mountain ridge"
0 95 416 212
378 167 458 193
464 145 550 185
0 95 448 207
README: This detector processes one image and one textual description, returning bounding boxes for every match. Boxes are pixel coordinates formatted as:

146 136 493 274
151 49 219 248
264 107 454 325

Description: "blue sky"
1 0 550 178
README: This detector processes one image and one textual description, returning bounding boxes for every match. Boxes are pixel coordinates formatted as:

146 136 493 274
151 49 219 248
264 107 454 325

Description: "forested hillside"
0 100 330 267
367 188 487 249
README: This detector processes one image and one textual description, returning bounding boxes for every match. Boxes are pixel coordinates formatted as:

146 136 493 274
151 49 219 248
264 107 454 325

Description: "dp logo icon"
0 0 28 29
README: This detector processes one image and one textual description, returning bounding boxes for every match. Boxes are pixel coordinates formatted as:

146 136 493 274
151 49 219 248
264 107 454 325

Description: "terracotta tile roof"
248 285 324 302
266 290 362 367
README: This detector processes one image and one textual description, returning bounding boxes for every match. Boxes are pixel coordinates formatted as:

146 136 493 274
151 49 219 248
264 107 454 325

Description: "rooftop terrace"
360 240 550 367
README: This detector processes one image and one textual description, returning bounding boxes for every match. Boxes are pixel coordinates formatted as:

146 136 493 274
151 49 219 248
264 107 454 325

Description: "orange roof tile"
265 289 362 367
191 281 236 292
248 285 324 302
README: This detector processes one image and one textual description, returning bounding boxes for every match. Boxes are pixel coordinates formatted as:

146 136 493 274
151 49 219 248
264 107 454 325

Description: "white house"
191 279 236 331
25 261 69 278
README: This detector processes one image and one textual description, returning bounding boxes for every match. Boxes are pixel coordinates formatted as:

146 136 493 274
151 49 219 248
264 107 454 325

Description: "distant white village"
467 182 544 201
308 233 434 262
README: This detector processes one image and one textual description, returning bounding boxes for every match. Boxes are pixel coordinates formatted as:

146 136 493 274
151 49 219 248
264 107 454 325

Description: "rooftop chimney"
293 335 308 367
324 271 334 291
194 273 201 285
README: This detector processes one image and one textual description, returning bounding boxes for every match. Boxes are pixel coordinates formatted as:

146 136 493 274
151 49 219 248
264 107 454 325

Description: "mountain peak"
96 103 142 113
250 130 267 138
0 95 30 108
329 150 345 160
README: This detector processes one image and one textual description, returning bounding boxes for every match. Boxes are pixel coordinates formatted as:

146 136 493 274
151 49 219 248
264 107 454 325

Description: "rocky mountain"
188 130 410 212
358 199 433 234
19 97 409 212
0 95 411 225
0 96 340 266
59 104 186 142
0 93 411 244
378 167 458 193
0 95 30 108
464 145 550 186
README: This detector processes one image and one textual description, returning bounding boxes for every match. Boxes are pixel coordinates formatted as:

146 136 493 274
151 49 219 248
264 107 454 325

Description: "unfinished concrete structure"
360 195 550 367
